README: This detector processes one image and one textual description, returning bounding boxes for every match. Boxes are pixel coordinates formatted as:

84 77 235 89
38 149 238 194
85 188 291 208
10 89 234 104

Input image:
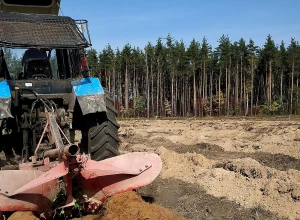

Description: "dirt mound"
7 192 183 220
200 158 300 219
216 158 273 179
100 191 184 220
8 211 38 220
120 137 300 219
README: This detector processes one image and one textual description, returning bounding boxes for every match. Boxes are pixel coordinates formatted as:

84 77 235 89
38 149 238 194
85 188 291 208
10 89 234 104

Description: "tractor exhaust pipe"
44 145 79 158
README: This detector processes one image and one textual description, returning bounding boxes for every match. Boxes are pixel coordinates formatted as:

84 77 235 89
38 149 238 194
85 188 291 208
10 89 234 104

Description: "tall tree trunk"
118 71 122 108
203 63 205 100
193 62 197 116
156 60 160 116
235 63 239 114
251 55 254 115
204 60 207 101
105 68 108 89
280 68 283 106
125 61 129 110
108 71 111 92
219 69 222 116
210 71 213 116
175 76 178 116
297 77 299 114
151 61 154 117
182 78 184 116
133 65 136 116
199 71 203 117
269 60 272 105
257 78 261 112
246 92 249 115
227 57 231 115
225 66 228 115
113 62 116 104
244 71 246 115
188 79 191 114
240 57 243 114
160 70 163 116
145 50 150 118
171 72 174 116
290 58 294 114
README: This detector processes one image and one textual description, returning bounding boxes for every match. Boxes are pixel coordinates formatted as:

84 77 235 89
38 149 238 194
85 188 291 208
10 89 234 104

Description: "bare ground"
6 119 300 220
118 119 300 220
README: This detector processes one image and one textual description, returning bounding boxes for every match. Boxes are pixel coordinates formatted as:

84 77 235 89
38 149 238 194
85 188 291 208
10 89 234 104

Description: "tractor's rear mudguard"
71 77 107 115
0 81 13 119
0 152 162 214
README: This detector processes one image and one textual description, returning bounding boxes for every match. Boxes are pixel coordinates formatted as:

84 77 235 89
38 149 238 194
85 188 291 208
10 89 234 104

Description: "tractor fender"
0 81 12 119
71 77 107 115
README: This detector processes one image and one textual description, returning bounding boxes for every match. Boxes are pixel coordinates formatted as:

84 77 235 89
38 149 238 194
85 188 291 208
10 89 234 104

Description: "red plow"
0 110 162 218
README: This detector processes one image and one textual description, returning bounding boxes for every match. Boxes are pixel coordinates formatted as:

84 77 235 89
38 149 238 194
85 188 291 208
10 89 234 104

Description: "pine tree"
122 44 132 111
187 38 200 116
263 35 277 106
287 38 300 114
199 37 211 116
86 49 99 77
247 39 258 115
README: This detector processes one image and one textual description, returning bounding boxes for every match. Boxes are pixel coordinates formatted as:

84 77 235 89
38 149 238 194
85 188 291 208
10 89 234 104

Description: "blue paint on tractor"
71 77 104 96
0 81 11 98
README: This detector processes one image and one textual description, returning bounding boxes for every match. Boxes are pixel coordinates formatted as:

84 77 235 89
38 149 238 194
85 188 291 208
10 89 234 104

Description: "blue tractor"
0 0 120 165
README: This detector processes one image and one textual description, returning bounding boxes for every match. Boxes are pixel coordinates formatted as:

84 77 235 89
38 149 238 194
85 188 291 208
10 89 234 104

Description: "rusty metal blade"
11 162 68 196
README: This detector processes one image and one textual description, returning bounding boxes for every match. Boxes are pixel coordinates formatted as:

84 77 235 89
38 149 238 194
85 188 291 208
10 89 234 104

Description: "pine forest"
7 34 300 118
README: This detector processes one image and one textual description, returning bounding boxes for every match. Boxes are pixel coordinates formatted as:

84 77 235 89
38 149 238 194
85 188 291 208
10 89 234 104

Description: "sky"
60 0 300 52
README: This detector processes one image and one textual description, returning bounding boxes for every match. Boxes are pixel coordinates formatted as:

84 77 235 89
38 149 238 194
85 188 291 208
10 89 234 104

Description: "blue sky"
60 0 300 52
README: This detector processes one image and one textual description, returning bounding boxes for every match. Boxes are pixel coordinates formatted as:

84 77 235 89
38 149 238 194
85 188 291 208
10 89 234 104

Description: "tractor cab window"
20 48 52 79
0 48 22 80
0 48 81 80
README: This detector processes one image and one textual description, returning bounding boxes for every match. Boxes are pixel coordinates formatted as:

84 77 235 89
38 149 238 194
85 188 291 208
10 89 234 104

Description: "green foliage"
99 44 115 74
3 48 22 79
260 101 281 115
187 38 200 69
86 48 99 77
294 102 300 115
213 91 225 106
120 106 134 118
291 87 300 114
164 99 172 116
269 101 281 113
263 35 278 61
216 35 231 68
134 95 145 115
81 33 300 118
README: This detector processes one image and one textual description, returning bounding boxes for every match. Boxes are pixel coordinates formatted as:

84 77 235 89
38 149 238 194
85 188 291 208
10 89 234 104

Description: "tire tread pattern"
88 90 120 161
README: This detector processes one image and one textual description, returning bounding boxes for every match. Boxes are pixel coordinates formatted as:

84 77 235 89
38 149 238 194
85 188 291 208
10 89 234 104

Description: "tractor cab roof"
0 12 91 49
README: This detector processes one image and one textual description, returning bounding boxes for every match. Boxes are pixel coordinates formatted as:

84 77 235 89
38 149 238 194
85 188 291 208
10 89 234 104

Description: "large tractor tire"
85 91 120 161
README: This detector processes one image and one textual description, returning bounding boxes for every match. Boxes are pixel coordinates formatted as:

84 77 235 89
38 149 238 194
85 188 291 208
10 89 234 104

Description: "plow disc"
0 152 162 217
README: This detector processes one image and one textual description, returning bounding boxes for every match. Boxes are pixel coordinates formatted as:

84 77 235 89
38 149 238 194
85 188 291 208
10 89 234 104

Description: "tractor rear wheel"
85 91 120 161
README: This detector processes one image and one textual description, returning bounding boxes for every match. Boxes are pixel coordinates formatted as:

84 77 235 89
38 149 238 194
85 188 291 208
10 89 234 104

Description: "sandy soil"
118 119 300 220
5 118 300 220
